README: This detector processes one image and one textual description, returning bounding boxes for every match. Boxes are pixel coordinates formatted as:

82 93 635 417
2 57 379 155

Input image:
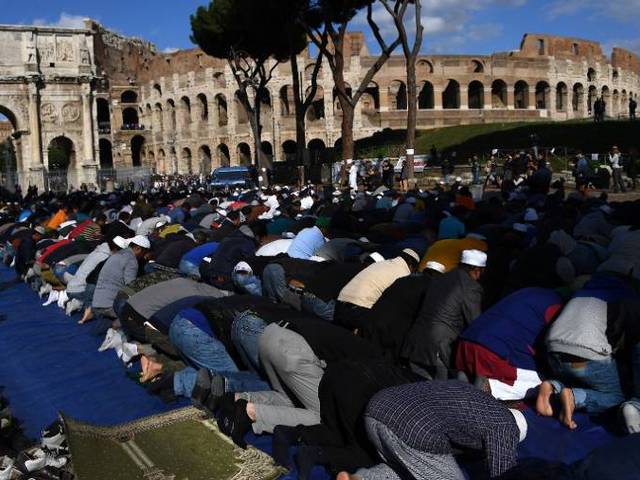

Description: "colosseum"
0 19 638 189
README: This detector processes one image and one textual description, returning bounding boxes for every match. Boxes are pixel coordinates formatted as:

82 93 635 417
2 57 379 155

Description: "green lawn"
354 120 640 159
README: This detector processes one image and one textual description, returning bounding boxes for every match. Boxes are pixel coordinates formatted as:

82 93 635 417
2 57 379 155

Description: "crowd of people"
1 163 640 480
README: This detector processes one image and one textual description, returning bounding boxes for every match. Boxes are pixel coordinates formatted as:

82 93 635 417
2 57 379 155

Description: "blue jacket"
200 226 257 288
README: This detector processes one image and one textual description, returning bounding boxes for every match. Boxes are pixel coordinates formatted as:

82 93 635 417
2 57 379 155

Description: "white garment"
488 368 541 401
349 165 358 190
609 153 622 169
256 239 293 257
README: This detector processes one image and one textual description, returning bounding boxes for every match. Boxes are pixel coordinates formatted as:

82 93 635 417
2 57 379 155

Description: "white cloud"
32 13 88 29
162 47 179 54
548 0 640 23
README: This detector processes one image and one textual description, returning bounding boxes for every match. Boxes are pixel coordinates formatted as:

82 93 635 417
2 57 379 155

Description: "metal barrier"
97 167 153 192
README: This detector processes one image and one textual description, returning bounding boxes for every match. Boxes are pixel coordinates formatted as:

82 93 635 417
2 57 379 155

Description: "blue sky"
0 0 639 56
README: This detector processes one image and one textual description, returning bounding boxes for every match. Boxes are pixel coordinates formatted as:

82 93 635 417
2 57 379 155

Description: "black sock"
231 399 252 449
295 445 326 480
147 372 176 403
272 425 300 467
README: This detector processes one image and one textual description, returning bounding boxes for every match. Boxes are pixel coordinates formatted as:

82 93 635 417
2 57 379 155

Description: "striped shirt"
366 380 519 478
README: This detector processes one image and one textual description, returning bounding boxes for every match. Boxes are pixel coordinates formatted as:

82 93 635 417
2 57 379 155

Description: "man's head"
460 249 487 281
118 211 131 224
399 248 420 273
227 210 241 226
128 235 150 259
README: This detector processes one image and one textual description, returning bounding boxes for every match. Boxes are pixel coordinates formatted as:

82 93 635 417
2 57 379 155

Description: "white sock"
622 403 640 434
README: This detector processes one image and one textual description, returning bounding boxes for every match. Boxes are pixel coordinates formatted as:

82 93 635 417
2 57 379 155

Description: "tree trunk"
405 54 417 180
290 52 307 184
339 99 355 185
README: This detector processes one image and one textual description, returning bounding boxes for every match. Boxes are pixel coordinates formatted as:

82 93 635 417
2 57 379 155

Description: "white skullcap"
425 261 446 273
58 220 77 230
128 235 150 249
402 248 420 263
460 249 487 268
233 261 253 274
455 176 462 182
120 205 133 214
509 409 528 443
524 208 539 222
368 252 385 263
112 236 129 249
358 237 370 243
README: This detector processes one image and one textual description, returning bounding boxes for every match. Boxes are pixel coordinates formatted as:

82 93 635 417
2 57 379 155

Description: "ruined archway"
442 80 460 109
418 81 434 109
556 82 568 111
181 147 193 174
99 138 113 168
131 135 145 167
282 140 297 163
491 80 507 108
389 80 408 110
216 144 230 167
215 94 228 127
468 81 484 109
535 81 550 109
514 81 529 109
198 145 212 174
237 143 252 166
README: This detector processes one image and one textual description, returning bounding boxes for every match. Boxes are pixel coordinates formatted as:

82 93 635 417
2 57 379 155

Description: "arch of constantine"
0 19 638 189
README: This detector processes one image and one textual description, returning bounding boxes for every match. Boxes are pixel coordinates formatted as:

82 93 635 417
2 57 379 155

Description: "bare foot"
559 388 577 430
336 473 360 480
140 356 163 383
78 308 93 324
536 381 554 417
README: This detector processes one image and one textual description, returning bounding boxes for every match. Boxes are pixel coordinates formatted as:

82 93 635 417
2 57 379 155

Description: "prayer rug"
64 406 286 480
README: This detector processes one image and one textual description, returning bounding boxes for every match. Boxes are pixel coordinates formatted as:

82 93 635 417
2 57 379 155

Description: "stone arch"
389 80 408 110
147 150 155 170
213 72 226 89
153 84 162 97
47 136 75 171
181 147 193 173
121 90 138 103
180 96 192 127
362 82 380 111
588 85 598 113
587 68 597 82
613 89 620 116
97 98 110 131
556 82 568 111
471 59 484 73
308 138 326 164
122 107 139 127
169 147 178 173
491 80 507 108
306 86 325 122
282 140 297 163
215 94 228 127
157 149 166 173
305 62 322 80
613 70 619 81
442 79 460 109
154 103 164 132
468 80 484 109
0 104 20 132
131 135 145 167
418 81 434 109
279 85 293 116
235 91 248 125
216 144 230 167
260 141 273 166
196 93 209 122
98 138 113 168
333 83 352 114
572 83 584 112
198 145 212 174
514 80 529 109
535 81 550 109
417 59 434 75
259 88 273 123
237 142 252 165
166 99 177 131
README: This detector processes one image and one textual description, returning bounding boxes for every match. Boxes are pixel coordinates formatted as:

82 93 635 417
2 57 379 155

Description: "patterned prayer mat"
63 407 286 480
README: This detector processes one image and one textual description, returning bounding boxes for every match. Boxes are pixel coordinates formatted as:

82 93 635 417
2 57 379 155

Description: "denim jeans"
232 272 263 296
231 311 267 374
548 353 625 413
178 259 200 279
169 315 269 397
173 367 268 398
262 263 301 309
301 292 335 322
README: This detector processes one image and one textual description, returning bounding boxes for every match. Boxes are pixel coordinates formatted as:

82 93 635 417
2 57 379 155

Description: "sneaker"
42 291 59 307
119 342 139 364
56 291 68 309
41 421 66 453
98 329 124 353
64 298 82 316
17 448 68 473
0 456 16 480
38 284 51 299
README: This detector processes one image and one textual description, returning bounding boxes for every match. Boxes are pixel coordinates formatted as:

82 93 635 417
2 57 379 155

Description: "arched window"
389 80 407 110
514 81 529 109
468 81 484 109
442 80 460 109
535 81 550 109
556 82 568 111
121 90 138 103
491 80 507 108
418 81 434 109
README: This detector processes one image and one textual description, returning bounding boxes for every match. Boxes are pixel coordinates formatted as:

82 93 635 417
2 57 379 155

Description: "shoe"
56 291 68 309
147 373 176 404
0 456 16 480
16 448 68 473
42 291 59 307
272 425 300 467
230 399 252 449
41 421 66 453
38 284 52 299
191 369 225 413
98 329 123 353
119 342 139 364
65 298 82 316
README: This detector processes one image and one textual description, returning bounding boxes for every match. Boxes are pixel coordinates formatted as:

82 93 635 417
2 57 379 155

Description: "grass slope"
355 120 640 158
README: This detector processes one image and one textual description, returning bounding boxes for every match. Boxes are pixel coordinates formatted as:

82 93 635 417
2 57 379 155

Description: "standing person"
381 159 394 189
625 147 638 190
399 160 409 192
471 155 481 185
574 152 589 190
630 97 637 120
609 145 626 193
349 160 359 193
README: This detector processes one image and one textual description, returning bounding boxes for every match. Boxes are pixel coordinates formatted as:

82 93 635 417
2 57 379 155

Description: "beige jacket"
338 257 410 309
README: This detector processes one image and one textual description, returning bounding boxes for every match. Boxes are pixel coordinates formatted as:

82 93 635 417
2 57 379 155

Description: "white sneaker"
0 456 16 480
25 267 35 280
41 422 66 452
38 283 52 299
42 290 59 307
56 290 69 309
65 298 83 316
119 342 139 364
16 448 67 473
98 328 124 353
